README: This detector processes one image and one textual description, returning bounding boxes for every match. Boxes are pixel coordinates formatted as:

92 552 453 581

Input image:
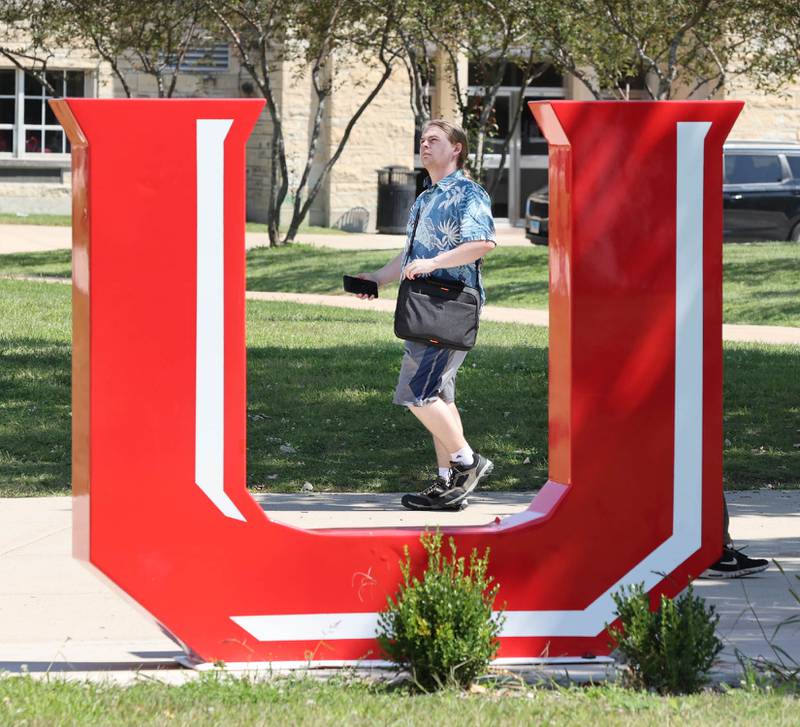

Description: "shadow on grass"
1 332 798 497
0 338 71 495
723 249 800 326
245 245 398 295
723 253 800 287
0 250 71 279
245 340 550 493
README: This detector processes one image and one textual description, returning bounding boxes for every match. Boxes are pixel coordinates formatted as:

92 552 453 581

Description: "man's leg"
394 343 492 509
702 494 768 578
432 402 464 469
723 496 732 547
408 397 467 454
405 398 492 508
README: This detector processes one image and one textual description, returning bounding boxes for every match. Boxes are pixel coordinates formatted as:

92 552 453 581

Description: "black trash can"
376 166 416 234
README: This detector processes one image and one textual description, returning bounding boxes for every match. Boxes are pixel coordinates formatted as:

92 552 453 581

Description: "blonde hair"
422 119 469 169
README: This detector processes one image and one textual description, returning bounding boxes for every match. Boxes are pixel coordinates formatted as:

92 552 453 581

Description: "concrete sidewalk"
0 223 530 255
246 291 800 346
5 276 800 347
1 490 797 683
4 223 800 346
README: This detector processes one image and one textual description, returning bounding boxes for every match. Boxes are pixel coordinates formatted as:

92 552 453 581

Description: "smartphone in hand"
343 275 379 298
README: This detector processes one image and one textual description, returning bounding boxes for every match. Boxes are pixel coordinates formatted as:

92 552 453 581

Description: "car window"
786 155 800 180
724 154 783 184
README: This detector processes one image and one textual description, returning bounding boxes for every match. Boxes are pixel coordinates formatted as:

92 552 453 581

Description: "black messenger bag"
394 276 481 350
393 207 481 351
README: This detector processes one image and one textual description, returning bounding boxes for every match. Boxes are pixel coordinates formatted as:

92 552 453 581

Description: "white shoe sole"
700 564 768 579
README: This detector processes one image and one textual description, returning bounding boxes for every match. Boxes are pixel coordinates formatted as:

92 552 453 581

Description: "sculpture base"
176 655 615 672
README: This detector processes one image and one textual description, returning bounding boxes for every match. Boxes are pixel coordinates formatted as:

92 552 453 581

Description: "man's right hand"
354 272 380 300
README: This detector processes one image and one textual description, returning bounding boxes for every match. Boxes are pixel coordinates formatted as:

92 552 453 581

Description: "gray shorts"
393 341 468 407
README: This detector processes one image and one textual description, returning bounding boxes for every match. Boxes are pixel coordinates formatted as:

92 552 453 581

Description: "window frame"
0 68 16 155
723 152 788 187
0 67 88 162
785 154 800 182
160 43 230 73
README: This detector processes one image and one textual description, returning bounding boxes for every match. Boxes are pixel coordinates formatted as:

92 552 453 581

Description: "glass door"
468 88 564 224
468 92 511 220
517 93 557 226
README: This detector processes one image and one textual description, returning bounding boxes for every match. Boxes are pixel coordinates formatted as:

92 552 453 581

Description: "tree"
406 0 552 191
206 0 405 245
526 0 795 101
0 1 206 98
396 24 435 133
63 0 207 98
0 1 74 95
735 0 800 94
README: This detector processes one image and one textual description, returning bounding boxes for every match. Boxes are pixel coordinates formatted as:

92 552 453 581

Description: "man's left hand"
403 258 439 279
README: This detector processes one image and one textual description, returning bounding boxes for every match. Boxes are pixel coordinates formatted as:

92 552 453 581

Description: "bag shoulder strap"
403 188 485 276
402 202 423 269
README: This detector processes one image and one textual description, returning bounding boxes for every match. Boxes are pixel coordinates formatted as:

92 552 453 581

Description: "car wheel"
790 222 800 243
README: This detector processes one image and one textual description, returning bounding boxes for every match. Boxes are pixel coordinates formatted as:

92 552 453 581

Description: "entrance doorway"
412 68 564 223
476 86 564 225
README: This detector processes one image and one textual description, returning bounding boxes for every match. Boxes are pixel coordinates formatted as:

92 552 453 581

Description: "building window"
163 43 229 72
0 68 85 158
0 69 14 153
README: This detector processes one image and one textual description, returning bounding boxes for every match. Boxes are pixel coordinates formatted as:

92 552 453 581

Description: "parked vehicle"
524 185 550 245
524 141 800 244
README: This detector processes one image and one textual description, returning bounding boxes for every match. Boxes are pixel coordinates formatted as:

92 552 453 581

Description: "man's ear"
453 142 462 161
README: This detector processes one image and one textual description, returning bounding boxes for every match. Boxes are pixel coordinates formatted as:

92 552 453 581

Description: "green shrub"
608 583 723 694
377 531 504 691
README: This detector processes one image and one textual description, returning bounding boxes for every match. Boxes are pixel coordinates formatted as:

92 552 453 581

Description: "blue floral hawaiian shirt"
402 169 496 303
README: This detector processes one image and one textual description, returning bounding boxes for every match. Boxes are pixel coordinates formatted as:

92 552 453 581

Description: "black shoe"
401 476 468 511
701 546 769 579
446 453 494 505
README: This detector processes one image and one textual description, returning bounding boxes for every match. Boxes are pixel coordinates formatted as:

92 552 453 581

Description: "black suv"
525 141 800 244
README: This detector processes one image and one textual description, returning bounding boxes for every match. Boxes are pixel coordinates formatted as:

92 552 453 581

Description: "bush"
609 583 723 694
377 531 504 691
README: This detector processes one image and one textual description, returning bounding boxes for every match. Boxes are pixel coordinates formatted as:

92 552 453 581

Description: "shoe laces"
420 477 447 497
725 544 748 556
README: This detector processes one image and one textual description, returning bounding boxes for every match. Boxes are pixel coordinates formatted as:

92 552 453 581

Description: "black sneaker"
701 546 769 579
446 453 494 505
401 476 468 511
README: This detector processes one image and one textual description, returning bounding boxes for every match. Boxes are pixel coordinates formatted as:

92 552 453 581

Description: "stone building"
1 34 799 228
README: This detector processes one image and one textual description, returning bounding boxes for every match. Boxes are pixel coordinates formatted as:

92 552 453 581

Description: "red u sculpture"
51 98 741 666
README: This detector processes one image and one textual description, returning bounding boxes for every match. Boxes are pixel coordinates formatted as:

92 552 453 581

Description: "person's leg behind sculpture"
394 341 493 510
702 496 769 578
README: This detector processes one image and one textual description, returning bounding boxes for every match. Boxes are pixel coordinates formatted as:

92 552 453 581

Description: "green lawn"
1 278 798 497
0 676 797 726
1 240 797 326
0 213 72 226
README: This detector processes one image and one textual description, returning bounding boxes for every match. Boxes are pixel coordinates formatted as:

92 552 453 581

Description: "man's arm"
370 251 405 285
403 240 495 279
351 251 405 299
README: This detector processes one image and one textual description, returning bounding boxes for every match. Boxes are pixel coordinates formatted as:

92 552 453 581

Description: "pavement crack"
0 526 70 558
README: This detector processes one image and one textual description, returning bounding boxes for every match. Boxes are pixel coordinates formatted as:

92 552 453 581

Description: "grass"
1 240 797 325
0 676 798 726
0 213 72 226
1 278 798 497
722 242 800 327
246 222 349 235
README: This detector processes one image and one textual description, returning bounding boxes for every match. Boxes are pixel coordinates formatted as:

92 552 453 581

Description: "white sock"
438 467 450 480
450 445 474 465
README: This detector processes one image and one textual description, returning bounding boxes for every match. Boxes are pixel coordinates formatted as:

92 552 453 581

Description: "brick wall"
726 78 800 142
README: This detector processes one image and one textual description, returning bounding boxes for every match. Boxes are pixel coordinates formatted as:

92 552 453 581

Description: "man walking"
352 120 496 511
